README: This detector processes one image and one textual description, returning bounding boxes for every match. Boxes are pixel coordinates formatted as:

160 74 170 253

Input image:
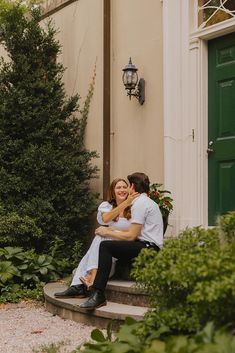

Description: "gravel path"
0 302 96 353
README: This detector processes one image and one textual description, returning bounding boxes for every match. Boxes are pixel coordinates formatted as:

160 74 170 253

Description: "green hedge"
132 212 235 334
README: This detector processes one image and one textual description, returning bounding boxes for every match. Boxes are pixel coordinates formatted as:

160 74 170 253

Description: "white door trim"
163 0 235 235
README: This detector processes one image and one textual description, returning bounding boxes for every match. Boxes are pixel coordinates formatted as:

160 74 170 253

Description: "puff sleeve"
96 201 113 225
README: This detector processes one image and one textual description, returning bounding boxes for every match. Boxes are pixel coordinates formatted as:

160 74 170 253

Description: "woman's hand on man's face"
126 192 139 205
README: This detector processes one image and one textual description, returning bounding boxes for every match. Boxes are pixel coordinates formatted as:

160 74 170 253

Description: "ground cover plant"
0 245 60 302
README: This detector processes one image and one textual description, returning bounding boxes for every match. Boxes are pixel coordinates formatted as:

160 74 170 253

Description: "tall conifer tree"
0 3 98 253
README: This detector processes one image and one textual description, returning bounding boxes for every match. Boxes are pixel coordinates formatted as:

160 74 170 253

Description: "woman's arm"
101 193 139 223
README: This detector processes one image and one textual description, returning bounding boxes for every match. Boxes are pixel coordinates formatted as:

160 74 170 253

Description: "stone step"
44 281 150 329
106 280 149 307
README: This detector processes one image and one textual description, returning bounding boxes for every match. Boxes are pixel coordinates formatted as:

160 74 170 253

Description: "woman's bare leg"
80 268 97 288
88 269 97 286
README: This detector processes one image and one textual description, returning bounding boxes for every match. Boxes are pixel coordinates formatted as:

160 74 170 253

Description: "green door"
208 33 235 225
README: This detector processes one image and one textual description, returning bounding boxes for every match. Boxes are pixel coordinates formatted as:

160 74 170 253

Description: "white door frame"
162 0 235 235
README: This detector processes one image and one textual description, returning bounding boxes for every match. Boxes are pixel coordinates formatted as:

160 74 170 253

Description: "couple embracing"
55 172 163 310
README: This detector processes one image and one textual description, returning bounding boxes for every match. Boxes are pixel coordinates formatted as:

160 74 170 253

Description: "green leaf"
145 340 166 353
124 317 137 326
0 261 18 284
106 321 114 341
90 329 106 342
39 267 48 275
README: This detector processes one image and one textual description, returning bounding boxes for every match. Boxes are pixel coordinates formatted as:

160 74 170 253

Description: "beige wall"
42 0 104 194
43 0 164 192
1 0 163 195
110 0 164 185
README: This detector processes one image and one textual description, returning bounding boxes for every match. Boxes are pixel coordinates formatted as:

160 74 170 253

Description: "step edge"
44 283 149 321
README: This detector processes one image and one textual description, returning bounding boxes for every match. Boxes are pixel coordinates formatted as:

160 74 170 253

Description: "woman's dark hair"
127 172 150 193
107 178 131 220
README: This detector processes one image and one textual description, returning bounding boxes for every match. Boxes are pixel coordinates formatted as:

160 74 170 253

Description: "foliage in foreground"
132 212 235 334
0 244 70 302
148 183 173 218
0 1 98 255
0 246 58 291
77 319 235 353
0 282 43 303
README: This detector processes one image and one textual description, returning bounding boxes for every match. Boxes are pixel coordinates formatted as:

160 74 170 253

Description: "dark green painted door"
208 33 235 225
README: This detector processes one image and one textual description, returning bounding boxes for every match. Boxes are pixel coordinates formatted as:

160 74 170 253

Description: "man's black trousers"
93 240 146 291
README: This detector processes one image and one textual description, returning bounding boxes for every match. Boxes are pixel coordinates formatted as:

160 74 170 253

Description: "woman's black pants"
93 240 146 292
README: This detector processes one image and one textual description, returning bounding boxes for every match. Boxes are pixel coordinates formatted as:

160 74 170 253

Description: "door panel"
208 33 235 225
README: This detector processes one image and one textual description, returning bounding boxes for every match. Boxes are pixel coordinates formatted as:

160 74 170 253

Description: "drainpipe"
103 0 111 198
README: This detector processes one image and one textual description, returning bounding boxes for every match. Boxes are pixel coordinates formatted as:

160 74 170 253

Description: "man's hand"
95 226 110 237
95 223 142 241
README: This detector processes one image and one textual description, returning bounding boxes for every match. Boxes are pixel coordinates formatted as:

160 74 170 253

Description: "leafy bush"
0 2 98 253
0 246 59 290
0 282 44 304
0 211 42 248
132 212 235 334
218 211 235 243
77 319 235 353
47 237 85 276
148 183 173 218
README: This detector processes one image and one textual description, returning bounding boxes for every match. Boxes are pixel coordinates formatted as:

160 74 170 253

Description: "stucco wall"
110 0 164 185
42 0 104 194
43 0 164 193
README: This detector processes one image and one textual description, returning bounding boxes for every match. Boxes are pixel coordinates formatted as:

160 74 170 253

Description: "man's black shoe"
79 289 107 310
54 284 88 298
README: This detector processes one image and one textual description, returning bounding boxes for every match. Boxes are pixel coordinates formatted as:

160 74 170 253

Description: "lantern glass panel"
123 70 138 89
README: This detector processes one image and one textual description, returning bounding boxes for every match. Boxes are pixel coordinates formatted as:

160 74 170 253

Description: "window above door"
198 0 235 29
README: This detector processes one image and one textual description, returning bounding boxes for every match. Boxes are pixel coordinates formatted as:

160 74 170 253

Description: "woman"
55 178 137 298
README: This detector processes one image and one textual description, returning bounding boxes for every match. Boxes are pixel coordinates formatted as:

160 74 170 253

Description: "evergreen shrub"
0 2 99 255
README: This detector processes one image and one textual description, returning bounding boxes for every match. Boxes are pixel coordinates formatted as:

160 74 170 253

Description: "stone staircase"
44 280 150 329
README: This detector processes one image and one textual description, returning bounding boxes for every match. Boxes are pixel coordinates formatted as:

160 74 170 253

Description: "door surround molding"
162 0 235 234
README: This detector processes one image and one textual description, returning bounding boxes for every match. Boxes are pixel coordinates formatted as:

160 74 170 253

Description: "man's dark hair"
127 172 150 193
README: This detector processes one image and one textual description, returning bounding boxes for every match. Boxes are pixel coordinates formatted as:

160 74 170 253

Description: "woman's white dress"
71 201 131 285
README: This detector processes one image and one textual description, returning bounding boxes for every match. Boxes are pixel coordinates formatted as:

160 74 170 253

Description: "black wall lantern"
122 57 145 105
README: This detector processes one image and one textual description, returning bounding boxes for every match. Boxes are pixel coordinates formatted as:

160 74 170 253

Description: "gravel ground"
0 302 96 353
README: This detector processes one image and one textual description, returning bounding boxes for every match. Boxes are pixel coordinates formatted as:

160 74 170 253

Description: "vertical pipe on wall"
103 0 111 198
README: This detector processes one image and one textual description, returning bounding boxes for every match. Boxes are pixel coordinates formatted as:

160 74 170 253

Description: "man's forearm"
104 228 137 241
95 223 142 241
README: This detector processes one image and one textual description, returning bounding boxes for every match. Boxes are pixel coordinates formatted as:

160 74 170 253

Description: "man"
79 172 163 310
